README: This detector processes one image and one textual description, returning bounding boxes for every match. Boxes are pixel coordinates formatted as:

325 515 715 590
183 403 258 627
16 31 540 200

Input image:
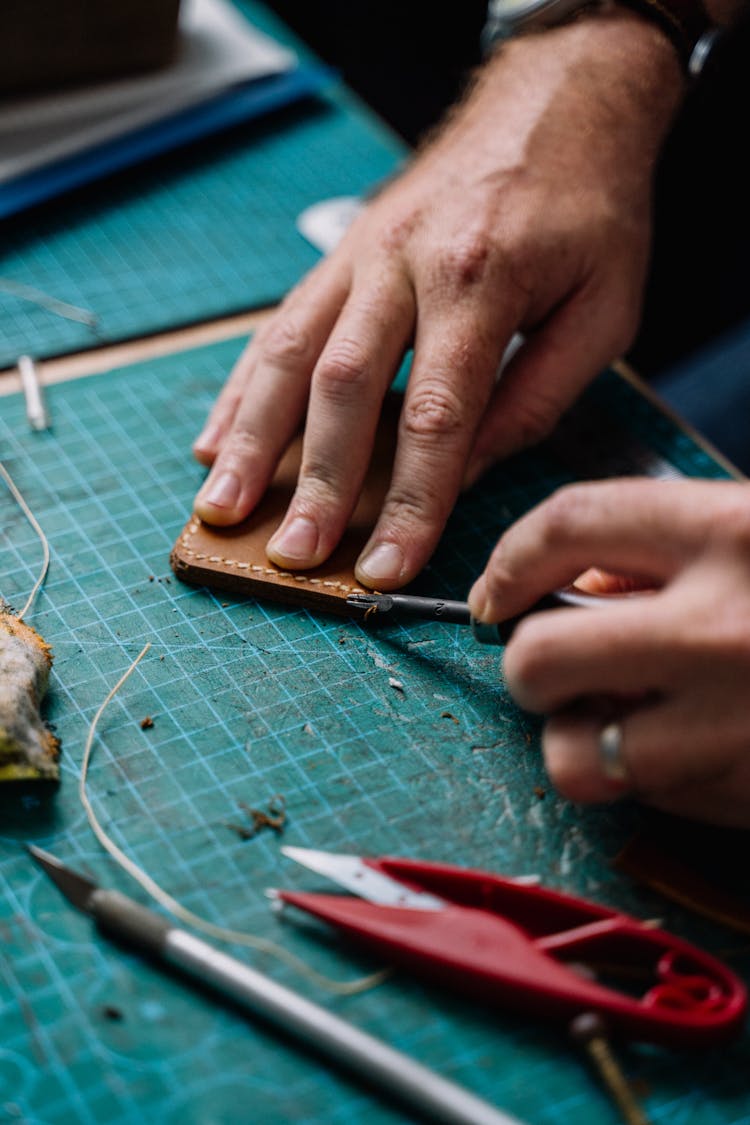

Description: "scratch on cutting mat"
0 276 98 329
471 740 504 753
0 462 57 783
0 959 46 1065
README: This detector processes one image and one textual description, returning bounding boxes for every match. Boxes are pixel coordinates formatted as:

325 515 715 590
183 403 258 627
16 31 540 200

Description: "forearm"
470 0 746 161
472 11 685 150
417 9 685 219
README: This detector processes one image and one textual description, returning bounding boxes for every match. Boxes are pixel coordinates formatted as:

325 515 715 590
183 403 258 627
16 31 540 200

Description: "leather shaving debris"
0 610 59 782
226 794 287 840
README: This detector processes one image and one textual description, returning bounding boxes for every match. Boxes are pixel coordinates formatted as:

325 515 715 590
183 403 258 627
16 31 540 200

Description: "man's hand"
193 13 683 589
468 479 750 828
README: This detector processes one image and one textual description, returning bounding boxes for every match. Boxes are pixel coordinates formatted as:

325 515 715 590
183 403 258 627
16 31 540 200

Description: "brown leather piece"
170 397 400 613
614 823 750 936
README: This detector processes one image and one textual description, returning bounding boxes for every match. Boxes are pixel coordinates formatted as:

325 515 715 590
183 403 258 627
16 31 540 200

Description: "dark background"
267 1 750 379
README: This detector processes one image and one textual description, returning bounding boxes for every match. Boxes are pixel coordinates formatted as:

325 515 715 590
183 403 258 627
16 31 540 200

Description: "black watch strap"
482 0 718 75
616 0 713 70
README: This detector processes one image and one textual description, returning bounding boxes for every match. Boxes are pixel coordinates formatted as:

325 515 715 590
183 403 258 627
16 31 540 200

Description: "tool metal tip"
27 845 99 913
27 843 63 869
346 593 393 615
281 844 347 874
280 845 313 863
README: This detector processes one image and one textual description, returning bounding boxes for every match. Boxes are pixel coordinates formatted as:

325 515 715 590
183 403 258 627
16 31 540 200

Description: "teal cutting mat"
1 338 749 1125
0 0 406 368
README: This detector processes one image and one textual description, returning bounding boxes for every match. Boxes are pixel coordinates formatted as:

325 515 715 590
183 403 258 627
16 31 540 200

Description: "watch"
482 0 718 76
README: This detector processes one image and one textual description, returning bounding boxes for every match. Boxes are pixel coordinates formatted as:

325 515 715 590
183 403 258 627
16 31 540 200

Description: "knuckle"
536 485 591 546
379 481 440 530
711 493 750 551
433 235 491 290
296 459 345 508
314 339 371 399
222 426 263 464
506 389 563 449
482 550 517 603
259 316 315 368
403 383 465 440
379 212 418 254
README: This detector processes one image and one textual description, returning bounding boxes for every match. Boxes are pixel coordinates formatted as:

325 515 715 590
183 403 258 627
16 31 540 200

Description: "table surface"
1 2 749 1121
1 336 748 1125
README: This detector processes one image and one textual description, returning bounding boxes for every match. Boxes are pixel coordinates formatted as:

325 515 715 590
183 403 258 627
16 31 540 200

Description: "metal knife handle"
164 929 524 1125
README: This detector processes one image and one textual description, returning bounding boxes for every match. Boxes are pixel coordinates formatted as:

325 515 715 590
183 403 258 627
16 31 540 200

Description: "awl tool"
347 587 605 645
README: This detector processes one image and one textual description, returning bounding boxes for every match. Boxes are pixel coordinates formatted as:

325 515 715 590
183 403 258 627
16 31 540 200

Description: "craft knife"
29 845 525 1125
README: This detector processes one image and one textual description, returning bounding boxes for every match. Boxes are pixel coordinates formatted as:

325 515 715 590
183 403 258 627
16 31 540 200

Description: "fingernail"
467 577 488 620
268 516 318 562
357 542 404 584
199 470 241 509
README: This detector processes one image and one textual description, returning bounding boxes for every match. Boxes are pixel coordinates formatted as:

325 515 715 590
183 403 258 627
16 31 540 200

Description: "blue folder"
0 63 329 221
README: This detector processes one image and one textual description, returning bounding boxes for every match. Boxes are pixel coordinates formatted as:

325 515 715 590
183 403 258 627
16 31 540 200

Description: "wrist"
480 11 686 129
484 0 715 77
418 8 686 194
609 0 714 72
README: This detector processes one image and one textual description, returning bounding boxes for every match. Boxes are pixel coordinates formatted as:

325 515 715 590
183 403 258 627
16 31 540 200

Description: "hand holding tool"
29 846 524 1125
275 847 747 1047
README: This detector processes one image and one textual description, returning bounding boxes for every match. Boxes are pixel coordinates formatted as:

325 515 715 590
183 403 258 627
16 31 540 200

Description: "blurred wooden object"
1 0 182 93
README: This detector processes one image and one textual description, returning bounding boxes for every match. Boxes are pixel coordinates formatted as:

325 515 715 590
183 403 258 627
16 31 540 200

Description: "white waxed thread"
0 460 50 620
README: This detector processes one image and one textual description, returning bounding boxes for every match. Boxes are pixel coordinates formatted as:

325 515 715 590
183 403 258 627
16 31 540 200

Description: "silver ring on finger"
598 721 629 783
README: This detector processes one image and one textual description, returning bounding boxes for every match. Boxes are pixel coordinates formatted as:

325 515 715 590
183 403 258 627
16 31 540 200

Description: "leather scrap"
171 397 401 613
0 610 59 783
614 824 750 936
